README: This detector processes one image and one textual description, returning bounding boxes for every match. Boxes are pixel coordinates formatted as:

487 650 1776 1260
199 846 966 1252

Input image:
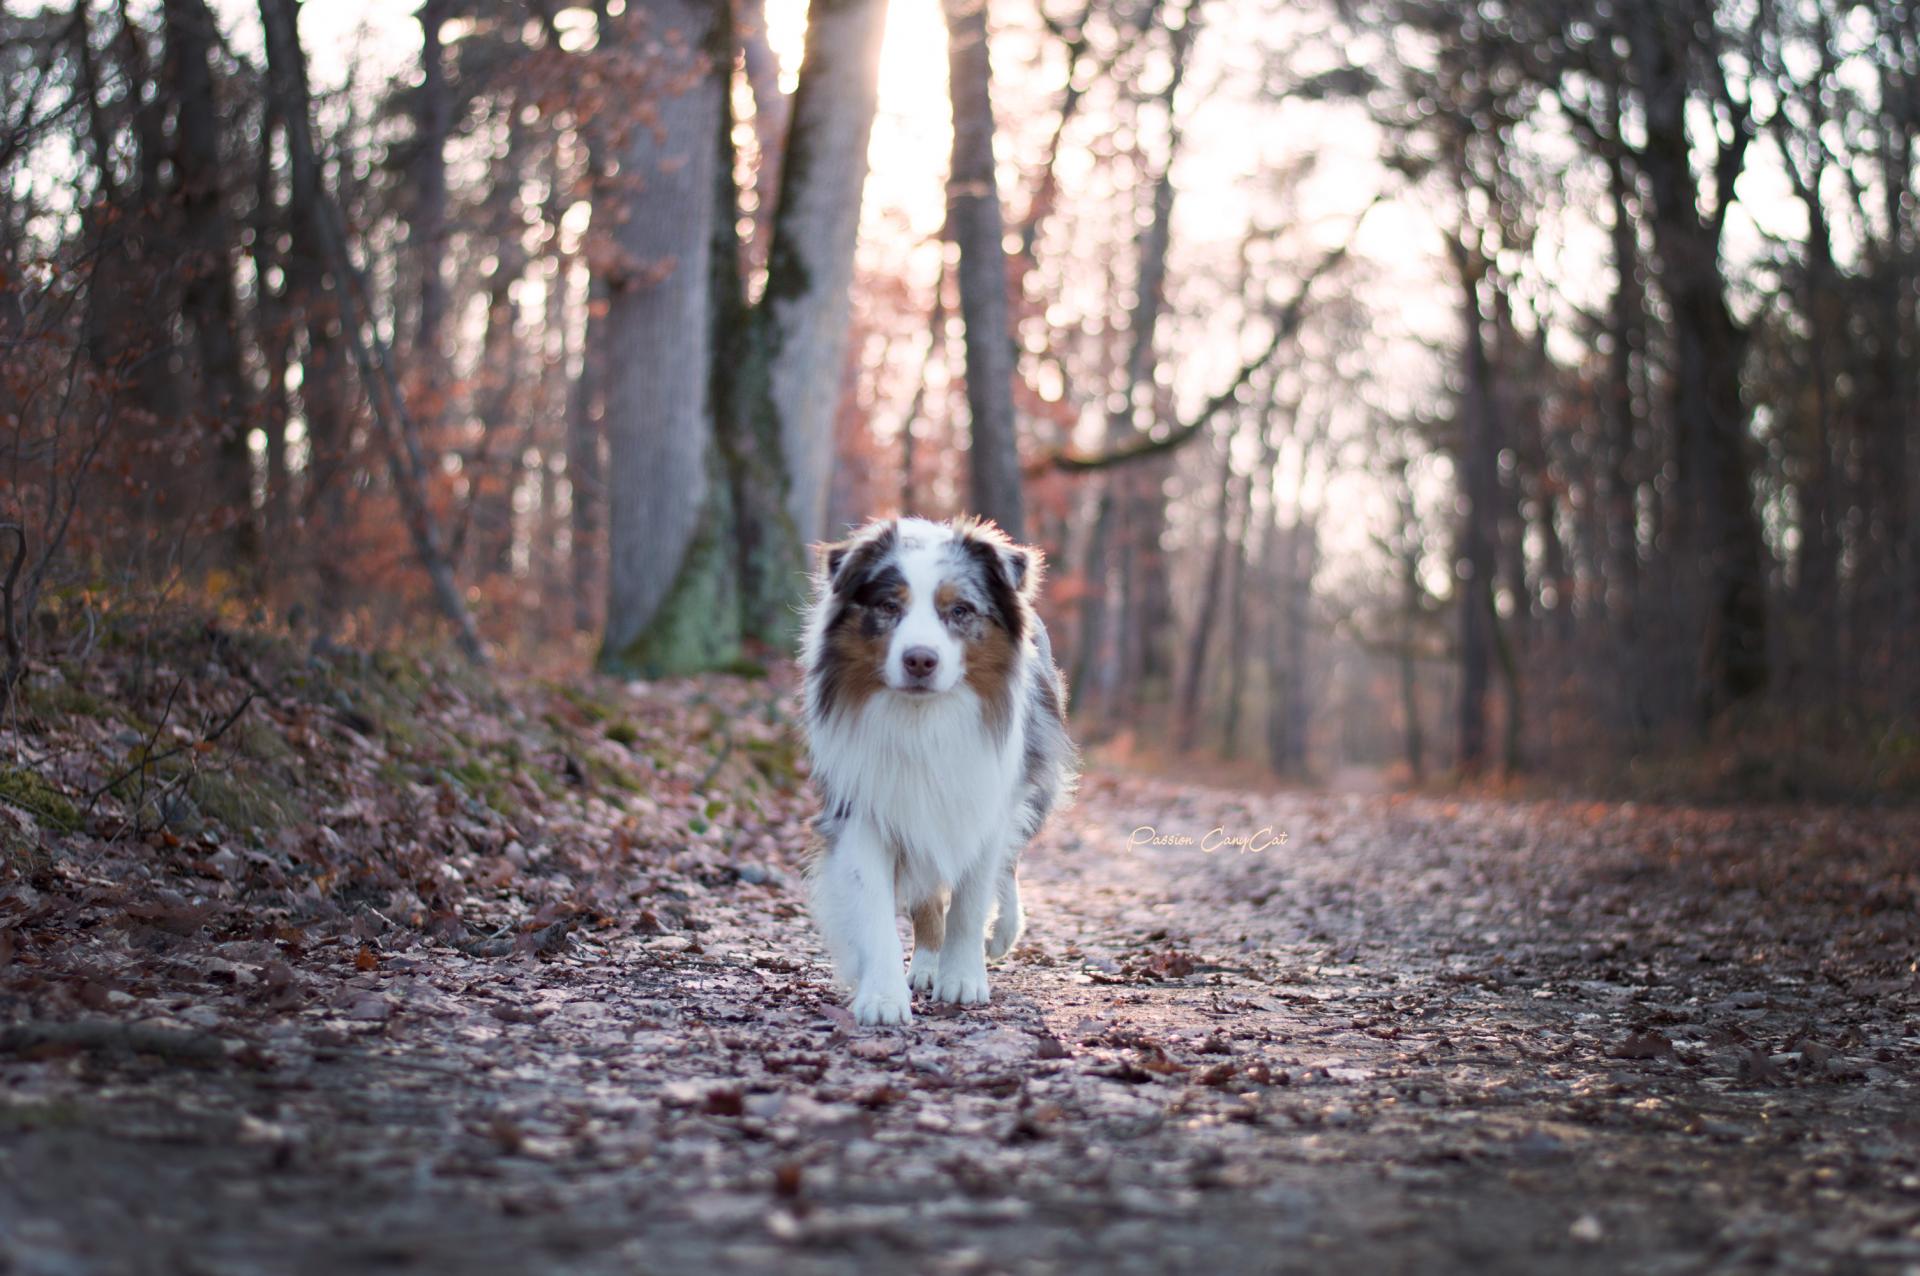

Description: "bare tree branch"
1036 196 1382 475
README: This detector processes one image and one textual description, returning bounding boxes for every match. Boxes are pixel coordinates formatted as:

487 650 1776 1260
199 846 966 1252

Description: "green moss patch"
0 768 81 833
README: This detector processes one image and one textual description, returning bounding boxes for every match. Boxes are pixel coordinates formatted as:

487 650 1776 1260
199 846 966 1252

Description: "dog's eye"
947 602 975 624
872 598 902 619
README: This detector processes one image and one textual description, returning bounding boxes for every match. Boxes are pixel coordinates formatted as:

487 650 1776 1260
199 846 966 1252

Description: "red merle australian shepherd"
801 517 1077 1025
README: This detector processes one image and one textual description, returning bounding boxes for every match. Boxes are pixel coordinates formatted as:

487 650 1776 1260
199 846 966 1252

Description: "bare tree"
944 0 1025 538
258 0 486 663
763 0 889 546
599 0 736 674
163 0 254 560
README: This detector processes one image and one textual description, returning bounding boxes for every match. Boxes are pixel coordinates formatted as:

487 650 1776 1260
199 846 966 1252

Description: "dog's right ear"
817 540 853 588
818 521 899 594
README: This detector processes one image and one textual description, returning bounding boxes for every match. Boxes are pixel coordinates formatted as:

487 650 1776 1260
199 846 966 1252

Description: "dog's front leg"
908 895 945 993
812 818 911 1026
933 857 995 1005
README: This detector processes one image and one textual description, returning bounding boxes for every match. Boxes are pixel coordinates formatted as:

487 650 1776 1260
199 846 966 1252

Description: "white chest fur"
809 684 1026 898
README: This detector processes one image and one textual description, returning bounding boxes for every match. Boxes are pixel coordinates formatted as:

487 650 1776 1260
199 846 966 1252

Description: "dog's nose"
902 647 939 680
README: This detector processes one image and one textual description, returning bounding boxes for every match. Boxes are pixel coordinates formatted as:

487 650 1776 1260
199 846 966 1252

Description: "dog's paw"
907 946 940 993
985 907 1024 960
932 966 991 1006
850 984 912 1026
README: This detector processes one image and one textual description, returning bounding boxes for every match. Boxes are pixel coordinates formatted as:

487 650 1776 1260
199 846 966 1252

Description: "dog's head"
808 516 1042 717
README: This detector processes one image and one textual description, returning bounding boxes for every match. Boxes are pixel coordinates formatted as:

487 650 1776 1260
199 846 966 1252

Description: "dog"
800 516 1077 1025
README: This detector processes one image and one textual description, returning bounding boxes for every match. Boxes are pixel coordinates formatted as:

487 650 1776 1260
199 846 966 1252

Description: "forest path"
4 770 1919 1274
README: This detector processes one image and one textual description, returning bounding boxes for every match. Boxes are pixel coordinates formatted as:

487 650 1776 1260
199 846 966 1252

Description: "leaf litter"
2 627 1919 1272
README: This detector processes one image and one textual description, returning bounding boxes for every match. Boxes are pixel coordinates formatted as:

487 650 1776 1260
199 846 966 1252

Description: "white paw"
850 983 912 1026
908 947 940 993
932 964 991 1005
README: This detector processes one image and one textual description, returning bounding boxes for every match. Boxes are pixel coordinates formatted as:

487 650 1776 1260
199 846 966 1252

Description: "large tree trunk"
724 0 888 646
598 0 738 674
163 0 255 562
763 0 887 546
944 0 1024 538
260 0 345 546
1630 4 1769 725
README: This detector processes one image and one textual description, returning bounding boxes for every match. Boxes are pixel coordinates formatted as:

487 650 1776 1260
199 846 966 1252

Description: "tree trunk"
1064 3 1200 719
469 128 527 581
1453 244 1498 775
1630 4 1768 725
724 0 888 646
249 108 290 551
1218 460 1260 759
1266 519 1317 776
409 0 453 414
568 1 616 635
1175 433 1236 753
740 1 790 251
763 0 887 546
262 0 345 543
570 266 609 634
1865 40 1916 719
944 0 1024 538
259 0 486 664
1774 120 1844 708
1600 134 1651 738
598 0 738 674
163 0 256 562
1399 514 1426 784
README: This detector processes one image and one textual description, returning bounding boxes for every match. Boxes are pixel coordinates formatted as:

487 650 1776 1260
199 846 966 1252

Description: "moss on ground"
189 767 298 835
0 767 81 833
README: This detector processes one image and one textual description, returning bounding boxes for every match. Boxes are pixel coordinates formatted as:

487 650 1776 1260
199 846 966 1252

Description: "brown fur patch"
813 538 908 721
820 609 890 718
965 619 1020 743
910 896 945 953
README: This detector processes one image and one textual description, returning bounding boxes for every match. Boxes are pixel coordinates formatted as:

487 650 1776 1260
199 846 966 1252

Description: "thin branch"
1036 195 1382 475
84 684 254 822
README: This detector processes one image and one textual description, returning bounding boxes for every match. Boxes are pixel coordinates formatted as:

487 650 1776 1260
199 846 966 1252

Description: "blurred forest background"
2 0 1917 797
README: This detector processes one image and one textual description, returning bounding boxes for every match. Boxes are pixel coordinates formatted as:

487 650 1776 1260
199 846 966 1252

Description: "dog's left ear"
1000 543 1044 599
959 517 1045 600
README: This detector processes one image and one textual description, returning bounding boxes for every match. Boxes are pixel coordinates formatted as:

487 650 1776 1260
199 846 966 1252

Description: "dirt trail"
3 771 1918 1274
